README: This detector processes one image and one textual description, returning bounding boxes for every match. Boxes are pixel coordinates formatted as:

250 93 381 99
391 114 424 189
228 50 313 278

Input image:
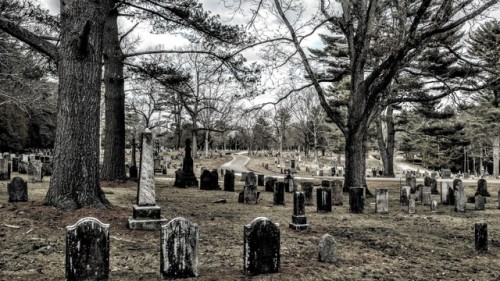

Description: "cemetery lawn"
1 167 500 279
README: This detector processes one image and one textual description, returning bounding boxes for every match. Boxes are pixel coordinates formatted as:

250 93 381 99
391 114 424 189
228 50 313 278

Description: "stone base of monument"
289 215 309 230
128 205 168 230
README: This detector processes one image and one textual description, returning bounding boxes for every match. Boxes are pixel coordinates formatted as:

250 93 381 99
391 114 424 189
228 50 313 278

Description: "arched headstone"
161 217 198 278
243 217 280 276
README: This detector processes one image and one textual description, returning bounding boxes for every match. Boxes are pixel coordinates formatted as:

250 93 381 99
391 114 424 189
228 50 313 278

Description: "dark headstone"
243 217 280 276
0 159 9 180
257 174 265 186
12 157 19 172
273 182 285 205
289 191 309 230
224 170 235 192
244 185 259 204
453 179 462 190
211 169 220 189
441 169 451 179
424 176 439 194
317 187 332 213
8 177 28 202
476 179 490 197
302 182 314 206
290 159 296 169
174 168 186 188
400 186 410 205
414 184 424 203
241 172 248 182
200 170 213 190
284 174 294 192
161 217 198 278
475 195 485 210
332 180 343 206
182 139 198 187
265 177 276 192
66 218 109 281
245 172 257 187
18 162 28 174
129 165 138 179
349 187 364 213
475 223 488 252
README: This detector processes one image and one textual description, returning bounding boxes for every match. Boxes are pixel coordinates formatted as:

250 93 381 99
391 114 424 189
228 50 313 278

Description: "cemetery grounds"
1 154 500 280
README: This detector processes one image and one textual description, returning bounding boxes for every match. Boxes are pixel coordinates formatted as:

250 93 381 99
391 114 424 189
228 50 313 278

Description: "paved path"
221 151 250 172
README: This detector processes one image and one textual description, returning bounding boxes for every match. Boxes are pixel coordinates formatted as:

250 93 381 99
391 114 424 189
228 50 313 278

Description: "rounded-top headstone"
318 234 337 263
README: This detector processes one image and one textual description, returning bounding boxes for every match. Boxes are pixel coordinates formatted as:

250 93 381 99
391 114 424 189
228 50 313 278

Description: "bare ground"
1 154 500 280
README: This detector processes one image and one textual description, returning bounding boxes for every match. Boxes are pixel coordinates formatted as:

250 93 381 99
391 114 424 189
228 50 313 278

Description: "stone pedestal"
128 130 167 230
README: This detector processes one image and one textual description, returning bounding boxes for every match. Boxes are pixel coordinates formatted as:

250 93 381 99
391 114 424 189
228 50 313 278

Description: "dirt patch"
1 165 500 280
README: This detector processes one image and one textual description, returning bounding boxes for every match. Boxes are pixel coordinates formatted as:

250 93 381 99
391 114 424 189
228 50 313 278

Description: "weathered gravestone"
174 168 186 188
302 182 314 206
349 187 364 213
210 170 220 187
240 172 248 182
8 177 28 202
475 223 488 252
245 172 257 187
408 198 416 214
28 160 43 183
18 161 28 174
160 217 198 278
265 177 276 192
440 182 451 205
375 189 389 214
431 200 438 212
273 182 285 205
128 130 167 230
475 195 485 210
284 174 295 192
332 180 343 206
66 217 109 281
200 170 213 190
317 187 332 213
289 191 309 230
244 184 259 204
424 176 439 194
257 174 265 186
441 169 452 179
224 170 235 192
400 186 411 205
422 186 432 205
182 139 198 187
0 159 9 180
318 234 337 263
243 217 280 276
476 179 490 197
454 182 466 212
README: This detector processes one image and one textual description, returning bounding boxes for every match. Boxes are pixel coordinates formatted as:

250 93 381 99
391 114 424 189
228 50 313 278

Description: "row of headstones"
66 216 338 279
0 157 49 182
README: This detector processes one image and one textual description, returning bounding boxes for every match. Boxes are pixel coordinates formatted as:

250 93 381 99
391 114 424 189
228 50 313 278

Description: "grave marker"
161 217 198 278
7 177 28 202
317 187 332 213
318 234 337 263
224 170 235 192
475 223 488 252
289 191 309 230
349 187 364 213
273 182 285 205
302 182 314 206
375 189 389 214
243 217 280 276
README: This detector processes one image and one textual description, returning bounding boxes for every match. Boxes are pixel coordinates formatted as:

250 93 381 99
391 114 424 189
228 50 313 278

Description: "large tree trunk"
45 0 110 209
493 135 499 177
101 8 126 181
376 106 395 177
343 129 367 192
205 130 209 157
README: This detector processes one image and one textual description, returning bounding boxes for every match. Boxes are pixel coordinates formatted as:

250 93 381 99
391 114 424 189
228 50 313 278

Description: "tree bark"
101 8 126 181
493 135 499 177
376 106 395 177
45 0 111 209
343 128 367 192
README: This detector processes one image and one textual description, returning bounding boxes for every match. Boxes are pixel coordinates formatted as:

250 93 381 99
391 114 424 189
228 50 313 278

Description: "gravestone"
243 217 280 276
245 172 257 187
317 187 332 213
160 217 198 278
174 169 186 188
289 191 309 230
424 176 439 194
66 217 109 281
128 130 168 230
349 187 364 213
422 186 432 205
318 234 337 263
284 174 295 192
431 200 438 212
129 165 138 179
200 170 213 190
244 185 259 204
400 186 411 205
476 179 490 197
302 182 314 206
332 180 343 206
408 198 416 214
273 182 285 205
182 139 198 187
375 189 389 214
18 162 28 174
265 177 276 192
28 160 43 183
408 177 417 191
8 177 28 202
241 172 248 182
0 158 9 180
257 174 265 186
224 170 235 192
452 179 462 190
475 195 485 210
475 223 488 252
12 157 19 172
454 183 466 213
441 169 451 179
440 182 450 205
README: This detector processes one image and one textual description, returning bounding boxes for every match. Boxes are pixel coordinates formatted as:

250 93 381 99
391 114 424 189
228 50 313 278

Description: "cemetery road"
221 152 250 172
